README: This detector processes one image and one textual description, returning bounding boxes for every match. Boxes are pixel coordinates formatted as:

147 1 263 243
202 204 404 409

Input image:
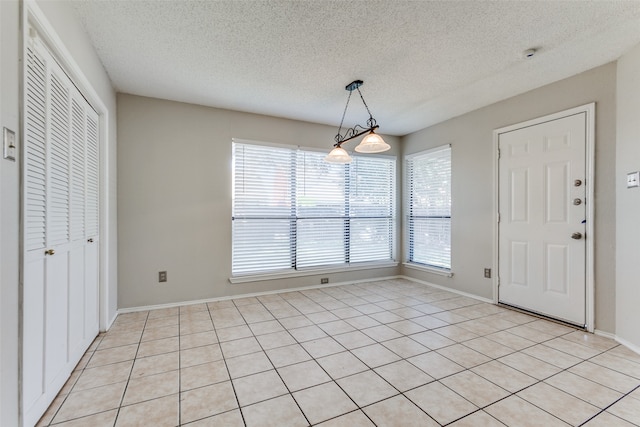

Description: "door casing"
492 103 595 332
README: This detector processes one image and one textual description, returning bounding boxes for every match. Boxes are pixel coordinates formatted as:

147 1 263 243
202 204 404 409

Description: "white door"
498 112 587 326
22 31 100 427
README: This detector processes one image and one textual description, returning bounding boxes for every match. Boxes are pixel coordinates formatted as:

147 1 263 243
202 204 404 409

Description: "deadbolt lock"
574 179 583 187
573 198 582 205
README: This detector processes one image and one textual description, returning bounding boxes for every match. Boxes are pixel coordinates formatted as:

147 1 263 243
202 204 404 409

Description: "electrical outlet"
320 278 329 284
484 268 491 278
159 271 167 282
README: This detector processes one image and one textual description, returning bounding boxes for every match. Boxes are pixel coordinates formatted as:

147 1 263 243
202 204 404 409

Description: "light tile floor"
37 279 640 426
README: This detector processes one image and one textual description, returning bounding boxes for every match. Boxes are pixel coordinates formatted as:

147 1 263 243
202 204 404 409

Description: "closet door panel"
23 43 49 424
46 71 70 248
69 96 85 242
22 257 45 413
25 46 47 253
68 93 88 357
68 247 86 357
85 110 100 338
86 112 99 239
85 241 100 337
44 253 69 387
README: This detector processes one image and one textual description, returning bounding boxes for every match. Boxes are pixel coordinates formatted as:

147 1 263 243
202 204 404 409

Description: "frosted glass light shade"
355 131 390 153
324 146 353 163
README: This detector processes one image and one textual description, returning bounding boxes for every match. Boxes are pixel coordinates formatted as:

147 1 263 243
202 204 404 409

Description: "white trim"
405 143 451 159
402 262 453 277
615 336 640 356
492 103 596 332
119 275 401 314
595 330 640 357
229 261 398 284
105 311 118 331
594 329 616 340
25 0 112 333
492 127 500 304
232 137 397 160
400 275 494 304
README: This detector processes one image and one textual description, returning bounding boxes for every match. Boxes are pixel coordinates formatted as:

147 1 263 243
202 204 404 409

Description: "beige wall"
117 94 401 309
401 63 617 333
616 43 640 350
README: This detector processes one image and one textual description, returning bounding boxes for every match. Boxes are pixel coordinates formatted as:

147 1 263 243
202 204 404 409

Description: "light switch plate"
3 127 16 161
627 171 639 188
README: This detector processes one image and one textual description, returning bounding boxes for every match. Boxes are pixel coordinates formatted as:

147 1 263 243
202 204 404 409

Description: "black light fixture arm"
333 80 380 147
333 123 379 147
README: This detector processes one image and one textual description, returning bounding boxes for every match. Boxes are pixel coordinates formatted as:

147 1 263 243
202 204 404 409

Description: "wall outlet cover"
627 171 639 188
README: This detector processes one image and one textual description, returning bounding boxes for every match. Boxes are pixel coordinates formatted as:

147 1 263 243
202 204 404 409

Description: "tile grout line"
206 302 248 427
234 294 314 425
38 280 640 427
112 310 150 427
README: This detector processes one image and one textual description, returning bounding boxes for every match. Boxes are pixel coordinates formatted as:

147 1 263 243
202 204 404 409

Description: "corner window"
405 145 451 271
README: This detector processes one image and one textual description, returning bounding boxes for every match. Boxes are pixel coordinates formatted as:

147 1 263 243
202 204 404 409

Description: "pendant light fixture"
324 80 390 163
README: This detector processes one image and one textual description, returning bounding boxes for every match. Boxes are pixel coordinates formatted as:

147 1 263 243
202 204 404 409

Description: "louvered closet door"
84 107 100 338
22 33 100 427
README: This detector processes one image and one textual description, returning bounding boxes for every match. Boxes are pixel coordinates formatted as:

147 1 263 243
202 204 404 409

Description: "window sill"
229 261 399 284
403 262 453 277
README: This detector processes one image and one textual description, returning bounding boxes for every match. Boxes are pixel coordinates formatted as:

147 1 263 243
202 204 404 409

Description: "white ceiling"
70 0 640 136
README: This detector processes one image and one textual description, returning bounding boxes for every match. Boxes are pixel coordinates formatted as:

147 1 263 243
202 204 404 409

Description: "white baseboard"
594 329 616 340
103 312 118 332
593 330 640 356
116 275 402 316
117 274 494 318
615 335 640 356
400 275 494 304
112 276 640 358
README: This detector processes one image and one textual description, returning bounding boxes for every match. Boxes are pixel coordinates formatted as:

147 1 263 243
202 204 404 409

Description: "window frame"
231 139 397 283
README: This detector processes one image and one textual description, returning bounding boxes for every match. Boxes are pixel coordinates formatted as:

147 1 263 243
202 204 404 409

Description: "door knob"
87 238 94 243
573 198 582 205
571 232 583 240
44 249 55 255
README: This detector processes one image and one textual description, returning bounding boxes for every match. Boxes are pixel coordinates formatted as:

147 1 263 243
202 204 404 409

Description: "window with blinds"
232 141 396 276
406 145 451 271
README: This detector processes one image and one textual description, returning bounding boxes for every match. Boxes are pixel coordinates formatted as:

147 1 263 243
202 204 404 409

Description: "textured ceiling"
70 0 640 136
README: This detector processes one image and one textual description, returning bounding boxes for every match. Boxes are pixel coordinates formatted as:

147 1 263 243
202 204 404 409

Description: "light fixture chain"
336 90 353 146
356 87 375 125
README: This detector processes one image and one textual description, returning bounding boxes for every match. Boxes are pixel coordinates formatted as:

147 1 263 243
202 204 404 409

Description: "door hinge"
497 149 501 159
497 212 501 223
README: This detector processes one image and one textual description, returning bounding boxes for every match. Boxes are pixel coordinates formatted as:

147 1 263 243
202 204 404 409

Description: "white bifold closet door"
22 30 100 427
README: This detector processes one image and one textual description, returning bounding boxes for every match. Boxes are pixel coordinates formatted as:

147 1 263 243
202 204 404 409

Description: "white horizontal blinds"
69 96 86 242
85 111 100 238
232 141 396 276
25 45 48 251
46 66 71 247
296 151 347 268
349 156 395 263
232 143 295 274
407 145 451 270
